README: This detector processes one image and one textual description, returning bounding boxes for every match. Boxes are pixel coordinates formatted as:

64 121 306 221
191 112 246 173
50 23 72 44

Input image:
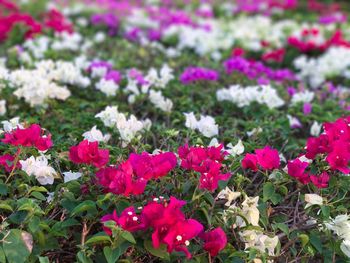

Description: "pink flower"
287 159 310 184
129 151 177 180
101 207 146 235
310 172 330 188
101 210 118 235
0 154 20 172
326 140 350 174
117 207 146 232
241 153 258 171
43 9 73 33
305 135 329 159
96 161 147 196
69 140 109 168
255 146 280 170
1 124 53 151
201 227 227 257
163 219 203 259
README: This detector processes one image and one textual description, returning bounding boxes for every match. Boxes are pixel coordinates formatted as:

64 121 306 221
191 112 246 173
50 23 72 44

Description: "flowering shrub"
1 1 350 262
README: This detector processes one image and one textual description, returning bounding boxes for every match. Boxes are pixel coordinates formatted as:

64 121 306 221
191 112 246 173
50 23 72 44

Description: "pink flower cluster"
43 9 74 34
180 67 219 84
96 152 177 196
69 140 110 168
287 159 330 188
101 197 227 258
2 124 53 151
178 144 231 192
0 4 73 42
0 154 20 172
288 29 350 53
242 146 280 171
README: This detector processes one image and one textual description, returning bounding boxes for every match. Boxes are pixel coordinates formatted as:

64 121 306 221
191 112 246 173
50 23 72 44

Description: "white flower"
197 115 219 138
184 112 198 130
227 140 245 156
83 126 110 143
46 192 54 203
235 196 260 228
217 187 241 206
96 79 119 96
63 171 82 183
255 235 279 256
217 85 284 109
341 240 350 258
20 156 56 185
96 106 151 144
325 214 350 241
247 127 263 137
291 91 314 105
310 121 322 136
304 193 323 209
149 90 173 112
0 100 6 116
183 113 218 137
95 106 120 127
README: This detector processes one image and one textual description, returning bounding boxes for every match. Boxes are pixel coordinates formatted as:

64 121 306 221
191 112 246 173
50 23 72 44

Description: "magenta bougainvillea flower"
2 124 53 151
242 146 280 171
96 161 147 196
69 140 109 168
129 151 177 180
102 196 207 259
201 227 227 257
178 144 230 191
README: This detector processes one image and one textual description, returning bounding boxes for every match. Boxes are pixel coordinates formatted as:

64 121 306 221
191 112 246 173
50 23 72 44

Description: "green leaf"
3 229 32 263
0 203 13 212
71 200 97 216
144 240 170 260
263 182 274 201
310 233 322 253
121 231 136 244
38 256 50 263
299 234 309 247
30 191 46 201
85 232 112 245
104 243 130 263
77 251 93 263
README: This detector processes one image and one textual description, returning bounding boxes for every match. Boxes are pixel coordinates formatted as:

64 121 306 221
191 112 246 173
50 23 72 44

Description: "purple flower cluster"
91 13 119 35
223 56 295 83
180 67 219 84
105 70 122 84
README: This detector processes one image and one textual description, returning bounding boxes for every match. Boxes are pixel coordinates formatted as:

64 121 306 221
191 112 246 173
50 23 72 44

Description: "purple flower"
303 103 312 115
180 67 219 84
104 70 122 84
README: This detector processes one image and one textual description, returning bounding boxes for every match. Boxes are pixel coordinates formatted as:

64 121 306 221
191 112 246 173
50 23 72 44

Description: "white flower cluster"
7 60 90 107
294 47 350 88
95 106 151 145
219 191 279 258
23 32 93 60
0 100 6 116
325 214 350 258
82 126 111 143
20 155 57 185
291 90 315 105
184 112 218 138
149 90 173 112
216 85 284 109
164 23 234 59
126 65 174 112
96 79 119 97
